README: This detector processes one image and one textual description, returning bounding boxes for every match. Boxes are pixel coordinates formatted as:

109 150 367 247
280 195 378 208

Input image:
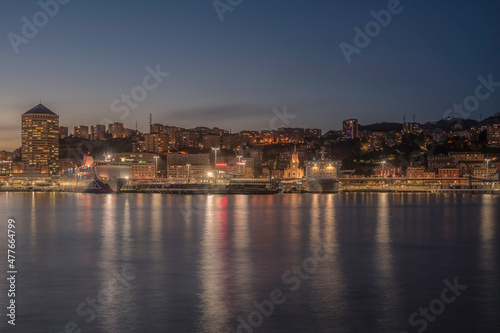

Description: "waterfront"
1 193 499 333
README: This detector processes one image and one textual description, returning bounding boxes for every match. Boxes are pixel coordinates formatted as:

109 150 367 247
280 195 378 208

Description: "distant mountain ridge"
358 115 499 133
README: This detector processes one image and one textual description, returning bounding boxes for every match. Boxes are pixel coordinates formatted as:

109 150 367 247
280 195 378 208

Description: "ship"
304 148 341 193
60 156 131 193
83 177 114 193
92 161 131 192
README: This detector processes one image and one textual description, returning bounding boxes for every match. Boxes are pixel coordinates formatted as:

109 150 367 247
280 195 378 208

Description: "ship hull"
306 179 339 193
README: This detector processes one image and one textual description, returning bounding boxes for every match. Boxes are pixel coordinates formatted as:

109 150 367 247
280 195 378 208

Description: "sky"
1 0 499 151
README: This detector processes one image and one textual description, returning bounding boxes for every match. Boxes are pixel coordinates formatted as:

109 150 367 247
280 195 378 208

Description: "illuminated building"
438 168 460 178
59 126 68 139
284 145 304 179
91 124 106 140
343 119 359 139
489 124 500 145
132 141 146 152
74 125 89 139
403 122 420 134
150 123 164 134
131 163 156 179
21 103 59 176
108 122 125 138
144 133 169 153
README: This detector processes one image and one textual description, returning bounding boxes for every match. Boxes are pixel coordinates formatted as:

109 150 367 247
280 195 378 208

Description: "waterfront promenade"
0 177 498 194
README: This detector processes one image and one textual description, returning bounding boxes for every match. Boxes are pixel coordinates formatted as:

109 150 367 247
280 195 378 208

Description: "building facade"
145 133 169 154
489 124 500 145
21 103 60 176
131 163 156 179
91 124 106 140
284 146 304 179
343 119 359 139
74 125 89 139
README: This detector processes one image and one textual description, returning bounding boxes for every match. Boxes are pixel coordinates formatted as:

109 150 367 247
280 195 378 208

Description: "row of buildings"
370 152 498 179
341 117 500 151
1 104 499 185
65 122 322 154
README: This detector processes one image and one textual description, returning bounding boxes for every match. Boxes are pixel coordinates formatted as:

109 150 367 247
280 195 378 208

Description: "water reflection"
480 195 497 328
375 193 397 329
198 196 232 332
310 195 345 331
1 193 499 333
232 195 255 311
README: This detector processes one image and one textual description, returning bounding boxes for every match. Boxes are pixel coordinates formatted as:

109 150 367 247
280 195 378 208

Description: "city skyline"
1 2 500 333
2 0 500 151
1 100 498 152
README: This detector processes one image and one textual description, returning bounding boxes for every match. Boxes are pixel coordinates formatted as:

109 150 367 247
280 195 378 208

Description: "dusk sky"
1 0 499 150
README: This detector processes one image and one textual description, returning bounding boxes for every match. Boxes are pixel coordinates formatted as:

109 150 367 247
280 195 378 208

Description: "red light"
216 163 227 167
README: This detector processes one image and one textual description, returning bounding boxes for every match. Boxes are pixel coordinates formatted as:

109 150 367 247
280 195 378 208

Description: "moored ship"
60 157 131 193
304 149 341 193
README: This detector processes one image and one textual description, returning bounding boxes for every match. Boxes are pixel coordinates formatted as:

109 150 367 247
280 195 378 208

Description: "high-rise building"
488 124 500 145
403 122 420 134
202 134 220 149
74 125 89 139
132 141 146 152
343 119 359 139
59 126 68 139
150 123 164 134
21 103 59 176
144 133 169 153
91 124 106 140
108 122 124 138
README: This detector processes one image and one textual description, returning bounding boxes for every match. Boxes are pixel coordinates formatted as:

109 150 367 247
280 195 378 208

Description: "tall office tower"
21 103 60 176
343 119 359 139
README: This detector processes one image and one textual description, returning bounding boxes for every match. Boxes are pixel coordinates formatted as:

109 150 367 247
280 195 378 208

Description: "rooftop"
24 103 57 115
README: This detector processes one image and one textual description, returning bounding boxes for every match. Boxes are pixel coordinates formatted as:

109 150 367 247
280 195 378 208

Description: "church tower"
284 145 304 179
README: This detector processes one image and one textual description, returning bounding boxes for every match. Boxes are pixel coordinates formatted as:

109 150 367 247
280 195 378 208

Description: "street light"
485 158 491 177
186 164 191 183
212 147 219 183
154 156 159 179
382 161 386 178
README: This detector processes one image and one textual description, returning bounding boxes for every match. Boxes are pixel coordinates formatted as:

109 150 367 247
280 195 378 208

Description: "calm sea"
0 193 499 333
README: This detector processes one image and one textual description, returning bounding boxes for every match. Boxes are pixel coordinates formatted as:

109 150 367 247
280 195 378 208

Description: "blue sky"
1 0 499 150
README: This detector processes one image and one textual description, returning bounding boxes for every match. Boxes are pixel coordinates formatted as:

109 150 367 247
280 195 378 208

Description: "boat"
304 148 341 193
62 159 131 192
83 177 114 193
